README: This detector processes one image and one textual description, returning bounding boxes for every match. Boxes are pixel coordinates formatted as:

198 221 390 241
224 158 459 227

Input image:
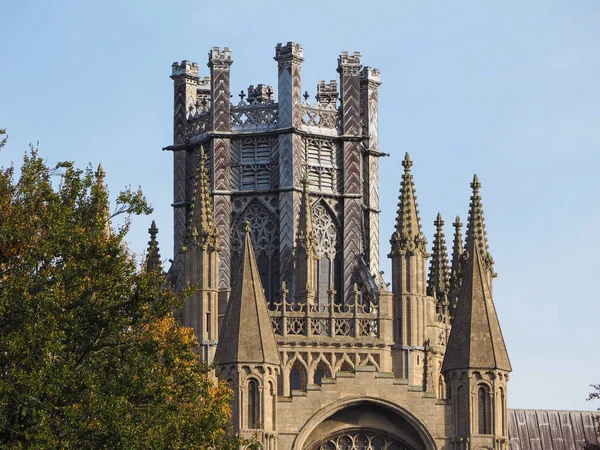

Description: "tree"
0 142 245 449
585 384 600 450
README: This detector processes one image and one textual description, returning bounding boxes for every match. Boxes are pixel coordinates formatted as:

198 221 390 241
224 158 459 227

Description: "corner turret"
442 176 511 449
215 224 280 447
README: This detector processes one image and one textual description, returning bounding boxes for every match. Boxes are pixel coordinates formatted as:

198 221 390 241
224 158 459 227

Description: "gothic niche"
312 202 341 307
231 200 279 304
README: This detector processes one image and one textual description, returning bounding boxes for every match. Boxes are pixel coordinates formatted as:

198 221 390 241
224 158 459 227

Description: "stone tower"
166 43 515 450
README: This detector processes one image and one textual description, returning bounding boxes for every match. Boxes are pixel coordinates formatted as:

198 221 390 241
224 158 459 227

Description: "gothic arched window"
289 361 306 395
478 385 491 434
312 203 341 306
248 379 259 429
231 201 279 304
306 138 335 192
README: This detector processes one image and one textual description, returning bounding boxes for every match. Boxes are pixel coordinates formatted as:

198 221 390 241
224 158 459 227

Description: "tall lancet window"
312 203 341 307
247 380 259 429
478 385 491 434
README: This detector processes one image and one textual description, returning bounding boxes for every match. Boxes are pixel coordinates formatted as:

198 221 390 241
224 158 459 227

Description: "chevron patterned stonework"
165 43 599 450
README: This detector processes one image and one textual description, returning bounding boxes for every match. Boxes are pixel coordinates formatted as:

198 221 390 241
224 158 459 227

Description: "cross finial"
239 90 245 101
303 90 310 102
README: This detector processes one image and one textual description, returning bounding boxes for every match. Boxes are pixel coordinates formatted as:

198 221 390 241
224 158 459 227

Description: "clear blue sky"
1 0 599 411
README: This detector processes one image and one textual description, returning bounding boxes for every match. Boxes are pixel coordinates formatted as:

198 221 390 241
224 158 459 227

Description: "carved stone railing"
186 111 211 140
300 103 341 132
269 292 379 339
231 103 278 130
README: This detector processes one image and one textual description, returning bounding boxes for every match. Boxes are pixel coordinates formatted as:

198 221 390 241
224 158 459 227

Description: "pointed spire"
427 213 450 301
390 153 427 255
94 163 111 239
296 173 318 258
464 174 494 275
146 220 162 272
187 147 220 251
448 215 464 319
214 224 280 366
441 232 511 373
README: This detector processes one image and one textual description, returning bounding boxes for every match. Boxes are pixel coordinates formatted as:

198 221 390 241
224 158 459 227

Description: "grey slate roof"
508 409 599 450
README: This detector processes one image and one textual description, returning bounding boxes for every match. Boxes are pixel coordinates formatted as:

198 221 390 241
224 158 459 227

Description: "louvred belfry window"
241 138 270 190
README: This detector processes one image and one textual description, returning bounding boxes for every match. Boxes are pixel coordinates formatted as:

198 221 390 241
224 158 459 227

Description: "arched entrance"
293 397 437 450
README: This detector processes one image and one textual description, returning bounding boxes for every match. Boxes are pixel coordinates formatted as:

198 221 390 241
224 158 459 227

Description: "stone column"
208 47 233 316
338 51 364 303
170 60 199 292
274 42 304 291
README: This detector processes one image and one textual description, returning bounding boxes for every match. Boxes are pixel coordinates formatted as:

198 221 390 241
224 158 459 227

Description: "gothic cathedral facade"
165 42 513 450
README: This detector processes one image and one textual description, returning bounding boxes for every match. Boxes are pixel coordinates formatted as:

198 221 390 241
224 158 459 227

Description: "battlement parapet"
360 66 382 86
316 80 339 107
208 47 233 68
274 42 304 62
171 60 199 78
337 51 362 74
247 84 275 105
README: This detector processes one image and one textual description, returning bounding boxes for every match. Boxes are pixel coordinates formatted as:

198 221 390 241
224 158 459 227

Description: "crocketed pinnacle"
464 174 495 275
214 224 281 366
427 213 449 301
442 224 512 373
390 153 427 256
450 215 463 276
146 220 162 272
187 147 220 251
94 163 111 239
296 174 318 258
448 215 463 319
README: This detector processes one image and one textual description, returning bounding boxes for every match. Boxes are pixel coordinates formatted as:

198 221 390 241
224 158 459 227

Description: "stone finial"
171 60 200 78
274 42 304 62
389 153 427 256
427 213 450 303
94 163 111 239
464 174 495 276
208 47 233 69
146 220 162 272
186 146 220 251
95 162 106 183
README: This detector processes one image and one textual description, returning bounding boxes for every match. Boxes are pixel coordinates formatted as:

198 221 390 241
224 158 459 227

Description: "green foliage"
0 147 244 449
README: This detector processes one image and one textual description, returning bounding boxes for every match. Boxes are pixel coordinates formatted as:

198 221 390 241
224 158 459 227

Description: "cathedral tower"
167 43 516 450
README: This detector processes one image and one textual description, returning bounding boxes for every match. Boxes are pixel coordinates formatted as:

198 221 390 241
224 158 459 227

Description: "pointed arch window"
248 379 260 429
312 203 341 307
289 361 306 395
478 385 491 434
231 202 279 304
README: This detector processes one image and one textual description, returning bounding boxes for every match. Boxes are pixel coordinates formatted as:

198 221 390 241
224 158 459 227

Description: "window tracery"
310 430 411 450
231 201 279 303
312 203 341 306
